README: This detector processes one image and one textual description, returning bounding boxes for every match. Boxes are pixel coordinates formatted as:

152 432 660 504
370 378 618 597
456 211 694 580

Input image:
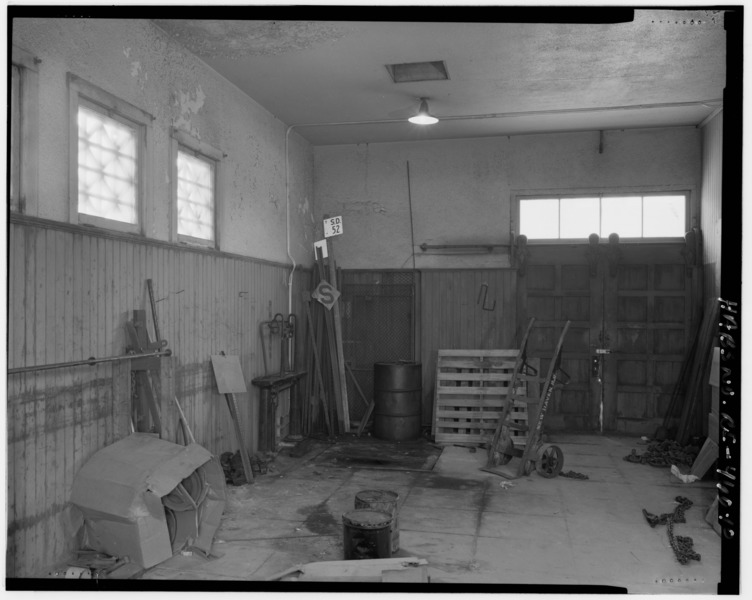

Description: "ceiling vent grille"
386 61 449 83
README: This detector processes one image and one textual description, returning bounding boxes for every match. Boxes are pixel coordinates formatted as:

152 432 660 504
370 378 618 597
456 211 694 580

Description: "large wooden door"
517 241 697 436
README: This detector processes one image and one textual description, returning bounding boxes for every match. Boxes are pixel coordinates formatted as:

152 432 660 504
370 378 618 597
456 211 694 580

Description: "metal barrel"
354 489 400 553
373 362 422 441
342 509 392 560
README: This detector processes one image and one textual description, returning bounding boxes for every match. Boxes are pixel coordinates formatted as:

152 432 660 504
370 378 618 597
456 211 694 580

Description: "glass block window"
69 74 151 233
519 193 687 240
177 150 215 241
77 106 138 224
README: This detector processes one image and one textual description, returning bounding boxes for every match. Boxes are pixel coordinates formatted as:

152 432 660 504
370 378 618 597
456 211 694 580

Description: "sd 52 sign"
312 280 341 310
323 216 343 238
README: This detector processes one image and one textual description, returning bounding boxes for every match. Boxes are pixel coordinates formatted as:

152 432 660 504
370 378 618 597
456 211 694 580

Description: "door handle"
591 356 601 379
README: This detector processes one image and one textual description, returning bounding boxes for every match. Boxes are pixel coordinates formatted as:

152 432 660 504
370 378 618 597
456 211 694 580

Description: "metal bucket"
342 509 392 560
354 489 400 553
373 362 422 441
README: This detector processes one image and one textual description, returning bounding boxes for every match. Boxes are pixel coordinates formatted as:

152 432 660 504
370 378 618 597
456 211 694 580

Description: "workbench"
252 370 306 452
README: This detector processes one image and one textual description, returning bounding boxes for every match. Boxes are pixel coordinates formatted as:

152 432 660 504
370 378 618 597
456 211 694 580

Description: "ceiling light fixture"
408 98 439 125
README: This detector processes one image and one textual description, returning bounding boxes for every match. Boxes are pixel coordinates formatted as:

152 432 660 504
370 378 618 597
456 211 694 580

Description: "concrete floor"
142 433 722 593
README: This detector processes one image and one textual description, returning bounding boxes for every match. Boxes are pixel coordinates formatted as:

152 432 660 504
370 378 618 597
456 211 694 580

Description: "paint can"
354 489 400 553
342 509 392 560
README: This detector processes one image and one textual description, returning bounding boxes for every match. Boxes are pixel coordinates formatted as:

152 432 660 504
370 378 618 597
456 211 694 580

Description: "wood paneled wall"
6 216 309 577
419 269 518 426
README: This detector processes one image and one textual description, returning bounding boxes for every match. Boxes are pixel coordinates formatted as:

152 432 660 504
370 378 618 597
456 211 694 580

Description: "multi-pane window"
177 150 215 242
77 105 138 224
171 129 222 247
519 193 687 240
68 74 152 233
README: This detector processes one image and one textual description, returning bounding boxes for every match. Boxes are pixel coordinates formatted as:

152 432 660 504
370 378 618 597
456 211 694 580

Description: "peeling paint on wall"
340 200 387 216
297 195 310 215
172 85 205 138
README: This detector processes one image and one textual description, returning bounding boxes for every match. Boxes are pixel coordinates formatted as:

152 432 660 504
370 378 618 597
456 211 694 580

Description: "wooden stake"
315 248 344 433
225 392 254 483
173 396 196 445
304 291 333 437
327 243 350 432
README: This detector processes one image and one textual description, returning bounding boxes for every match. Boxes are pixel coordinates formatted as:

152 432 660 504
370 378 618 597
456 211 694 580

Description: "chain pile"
624 439 698 468
642 496 701 565
558 470 589 480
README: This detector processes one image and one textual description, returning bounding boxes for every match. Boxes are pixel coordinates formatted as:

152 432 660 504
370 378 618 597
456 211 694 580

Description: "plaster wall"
314 127 701 269
12 18 314 266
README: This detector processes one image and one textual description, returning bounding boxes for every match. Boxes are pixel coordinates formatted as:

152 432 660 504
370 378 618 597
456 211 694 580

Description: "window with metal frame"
68 74 152 234
171 128 222 247
518 193 688 240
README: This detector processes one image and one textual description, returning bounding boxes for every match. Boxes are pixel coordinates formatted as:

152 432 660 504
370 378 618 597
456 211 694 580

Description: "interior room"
7 6 742 593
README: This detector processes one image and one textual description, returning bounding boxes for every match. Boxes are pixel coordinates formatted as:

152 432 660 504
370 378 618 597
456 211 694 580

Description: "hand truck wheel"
535 443 564 478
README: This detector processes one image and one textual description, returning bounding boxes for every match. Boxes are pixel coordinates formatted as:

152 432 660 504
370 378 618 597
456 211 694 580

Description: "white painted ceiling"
153 8 727 145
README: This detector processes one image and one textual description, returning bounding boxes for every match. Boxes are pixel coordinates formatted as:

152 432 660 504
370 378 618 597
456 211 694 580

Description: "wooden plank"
436 409 510 420
437 358 518 370
327 249 350 432
437 372 515 383
436 395 504 409
50 230 66 540
435 433 500 444
7 227 22 561
9 225 22 369
436 389 510 399
225 393 254 483
435 407 527 418
438 349 519 357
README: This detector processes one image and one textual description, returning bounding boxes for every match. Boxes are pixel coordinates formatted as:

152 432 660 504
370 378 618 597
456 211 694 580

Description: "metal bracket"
477 283 496 311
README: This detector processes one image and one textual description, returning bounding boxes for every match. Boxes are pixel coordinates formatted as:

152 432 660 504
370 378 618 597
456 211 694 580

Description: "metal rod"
8 349 172 375
419 243 509 252
406 161 416 270
147 278 163 345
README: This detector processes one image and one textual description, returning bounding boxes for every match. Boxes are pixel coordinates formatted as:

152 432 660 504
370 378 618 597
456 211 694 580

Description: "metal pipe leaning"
8 349 172 375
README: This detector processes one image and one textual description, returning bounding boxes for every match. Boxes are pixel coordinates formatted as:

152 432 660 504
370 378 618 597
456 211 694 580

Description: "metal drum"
342 509 393 560
373 362 422 441
355 489 400 553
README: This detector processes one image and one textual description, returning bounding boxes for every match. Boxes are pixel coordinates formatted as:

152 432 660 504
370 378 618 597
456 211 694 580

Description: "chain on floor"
624 440 699 468
642 496 701 565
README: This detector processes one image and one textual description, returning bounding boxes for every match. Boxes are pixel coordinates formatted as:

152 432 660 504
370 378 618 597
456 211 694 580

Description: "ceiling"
153 8 728 146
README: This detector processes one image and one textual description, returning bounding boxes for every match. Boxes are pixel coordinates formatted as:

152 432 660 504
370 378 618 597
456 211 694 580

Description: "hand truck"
483 320 571 479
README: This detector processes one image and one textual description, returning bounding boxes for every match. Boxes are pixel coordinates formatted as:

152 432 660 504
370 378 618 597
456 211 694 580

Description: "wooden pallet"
432 349 539 446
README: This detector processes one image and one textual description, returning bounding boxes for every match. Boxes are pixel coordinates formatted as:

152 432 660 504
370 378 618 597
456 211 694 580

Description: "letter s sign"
312 280 341 310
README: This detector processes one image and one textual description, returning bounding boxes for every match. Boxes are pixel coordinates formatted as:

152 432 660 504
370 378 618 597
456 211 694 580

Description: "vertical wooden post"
159 356 178 443
315 247 344 433
113 358 132 439
327 237 350 433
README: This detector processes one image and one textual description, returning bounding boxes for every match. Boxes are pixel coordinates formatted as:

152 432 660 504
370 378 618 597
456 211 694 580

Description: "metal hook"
477 283 496 311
